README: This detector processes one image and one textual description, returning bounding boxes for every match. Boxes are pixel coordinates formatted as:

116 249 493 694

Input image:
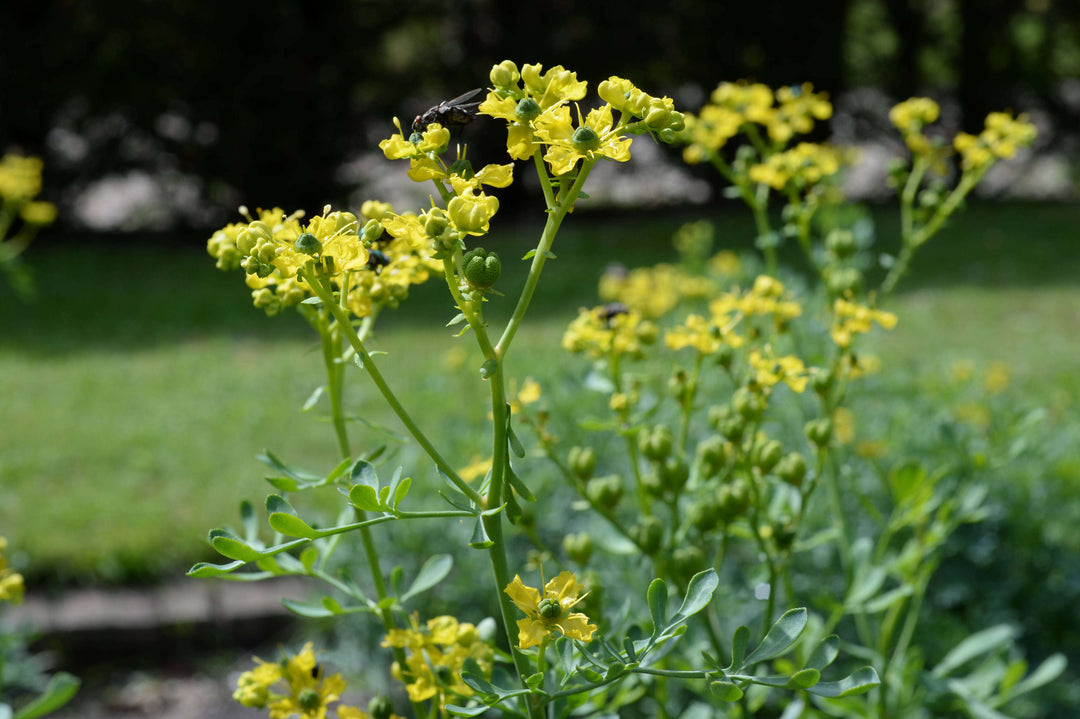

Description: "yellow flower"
233 660 283 708
383 614 493 707
985 361 1010 395
562 305 650 360
505 571 597 648
446 188 500 235
830 298 897 348
268 643 347 719
834 407 856 444
748 348 809 393
664 313 743 355
379 118 450 160
748 143 842 190
0 154 44 202
458 456 493 482
19 201 57 225
534 104 632 176
0 537 26 605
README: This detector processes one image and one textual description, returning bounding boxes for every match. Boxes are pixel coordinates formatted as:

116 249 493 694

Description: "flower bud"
776 452 807 487
294 232 322 256
639 425 674 461
462 248 502 288
425 210 449 237
719 414 746 442
369 696 395 719
805 418 834 447
754 439 784 473
660 456 689 492
672 545 706 577
515 97 542 122
825 267 863 296
361 218 385 244
717 479 751 521
563 532 593 565
810 368 834 396
825 229 856 258
732 387 765 420
687 497 721 533
586 475 623 506
697 434 729 467
629 516 664 553
490 60 520 89
567 446 597 480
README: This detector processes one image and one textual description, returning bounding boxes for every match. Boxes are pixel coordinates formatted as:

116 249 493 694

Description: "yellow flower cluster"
889 97 941 155
596 262 712 317
562 304 656 360
480 61 683 176
207 202 441 318
383 615 493 707
504 571 597 649
233 642 376 719
0 154 57 226
664 313 743 355
681 82 832 162
748 142 842 190
710 275 803 324
954 111 1037 171
830 298 898 349
748 347 809 393
0 537 25 605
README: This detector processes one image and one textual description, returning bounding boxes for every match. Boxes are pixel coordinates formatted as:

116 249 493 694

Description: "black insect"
367 248 391 274
412 88 483 134
598 302 630 324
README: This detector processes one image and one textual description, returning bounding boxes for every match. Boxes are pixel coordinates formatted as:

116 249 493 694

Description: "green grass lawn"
1 202 1078 583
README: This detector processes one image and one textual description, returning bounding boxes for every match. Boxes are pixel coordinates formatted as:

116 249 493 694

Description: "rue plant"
194 62 1059 719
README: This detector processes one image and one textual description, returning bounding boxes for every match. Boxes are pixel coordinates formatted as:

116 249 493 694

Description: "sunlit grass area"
1 203 1078 583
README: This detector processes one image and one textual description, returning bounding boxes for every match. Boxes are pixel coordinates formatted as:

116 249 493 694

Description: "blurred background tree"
1 0 1077 230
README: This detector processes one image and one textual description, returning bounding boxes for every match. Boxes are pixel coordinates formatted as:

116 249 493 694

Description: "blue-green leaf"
709 680 743 702
281 598 336 618
210 532 261 563
349 484 382 512
258 450 320 482
268 512 319 539
1005 653 1066 700
670 569 718 626
187 560 245 577
351 459 379 488
12 672 80 719
392 476 412 509
647 578 668 636
729 625 749 671
788 668 821 689
805 666 880 697
446 705 489 717
742 608 808 667
931 624 1019 678
403 554 453 602
806 635 840 672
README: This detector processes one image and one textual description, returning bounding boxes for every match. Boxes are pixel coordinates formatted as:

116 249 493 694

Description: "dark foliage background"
2 0 1078 227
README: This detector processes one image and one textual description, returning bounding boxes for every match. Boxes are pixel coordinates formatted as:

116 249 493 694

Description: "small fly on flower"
412 89 483 134
599 302 630 324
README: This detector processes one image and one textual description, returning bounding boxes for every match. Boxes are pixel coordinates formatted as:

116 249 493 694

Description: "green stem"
304 270 484 507
495 157 597 358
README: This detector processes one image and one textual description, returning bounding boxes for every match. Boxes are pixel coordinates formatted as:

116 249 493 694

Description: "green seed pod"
298 689 321 713
732 387 765 420
708 404 732 430
776 452 807 487
697 434 729 467
639 425 674 461
714 343 735 369
586 474 623 506
660 456 690 492
773 520 797 551
294 232 322 256
825 229 856 258
630 516 664 554
717 479 751 521
449 157 475 179
687 497 721 533
462 248 502 288
424 210 449 238
754 439 784 473
563 532 593 565
369 696 395 719
571 126 600 153
826 267 864 296
672 545 706 577
567 446 597 481
719 414 746 442
810 367 835 396
806 418 834 448
514 97 542 122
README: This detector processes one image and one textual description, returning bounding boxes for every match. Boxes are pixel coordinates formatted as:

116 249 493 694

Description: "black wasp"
412 88 483 134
